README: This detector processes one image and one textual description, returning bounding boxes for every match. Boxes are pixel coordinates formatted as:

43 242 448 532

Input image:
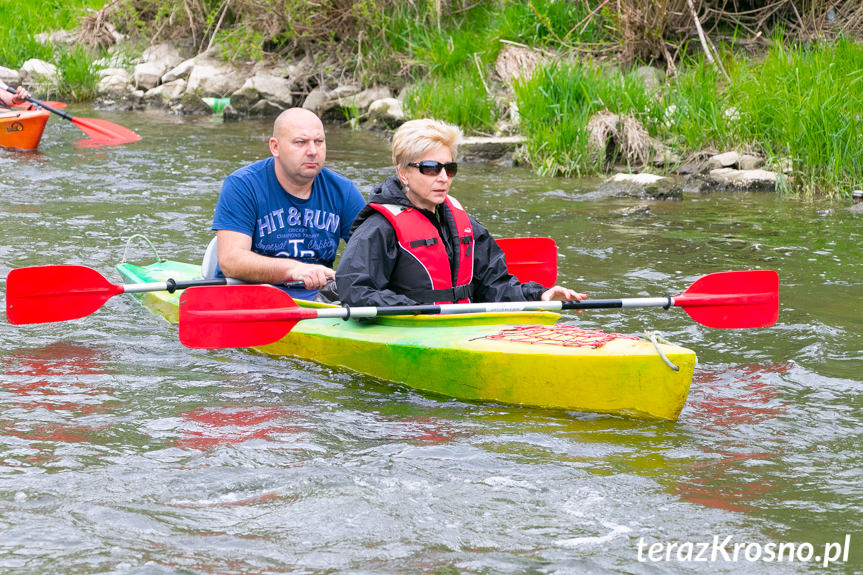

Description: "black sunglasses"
407 161 458 178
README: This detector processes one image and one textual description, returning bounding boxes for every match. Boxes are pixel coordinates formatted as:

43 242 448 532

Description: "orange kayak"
0 108 50 150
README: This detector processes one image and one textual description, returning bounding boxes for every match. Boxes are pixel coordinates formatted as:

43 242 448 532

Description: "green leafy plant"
512 62 602 177
0 0 103 68
404 68 497 133
55 45 100 101
729 36 863 196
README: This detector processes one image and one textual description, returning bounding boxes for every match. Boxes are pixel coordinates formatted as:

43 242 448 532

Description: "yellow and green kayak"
116 259 696 420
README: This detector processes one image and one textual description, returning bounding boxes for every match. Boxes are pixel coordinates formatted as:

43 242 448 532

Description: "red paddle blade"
13 100 67 110
179 285 315 349
497 237 558 286
674 270 779 329
71 117 141 146
6 265 124 325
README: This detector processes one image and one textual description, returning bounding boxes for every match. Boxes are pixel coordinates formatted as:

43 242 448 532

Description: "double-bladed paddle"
4 265 303 325
4 237 559 325
2 85 140 146
178 270 779 349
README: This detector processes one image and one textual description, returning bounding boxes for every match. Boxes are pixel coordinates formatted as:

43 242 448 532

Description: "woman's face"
397 145 456 212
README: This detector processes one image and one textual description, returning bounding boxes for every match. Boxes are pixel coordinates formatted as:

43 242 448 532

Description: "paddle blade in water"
496 237 558 286
674 270 779 329
71 117 141 146
179 285 315 348
5 265 124 324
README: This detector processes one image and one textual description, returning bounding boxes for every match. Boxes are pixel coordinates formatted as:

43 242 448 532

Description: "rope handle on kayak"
644 330 680 372
121 234 164 265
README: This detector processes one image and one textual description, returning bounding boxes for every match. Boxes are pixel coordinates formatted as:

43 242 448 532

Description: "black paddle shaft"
3 86 73 120
160 277 306 293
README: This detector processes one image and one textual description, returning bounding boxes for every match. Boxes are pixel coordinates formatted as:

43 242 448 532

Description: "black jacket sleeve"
469 217 546 302
336 212 419 307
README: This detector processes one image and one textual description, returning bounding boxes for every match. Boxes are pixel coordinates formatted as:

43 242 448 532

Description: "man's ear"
268 137 279 157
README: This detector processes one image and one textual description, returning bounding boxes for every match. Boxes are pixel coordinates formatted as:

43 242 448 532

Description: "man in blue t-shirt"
212 107 366 300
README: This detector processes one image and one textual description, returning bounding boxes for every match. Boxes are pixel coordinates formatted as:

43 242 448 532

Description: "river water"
1 108 860 573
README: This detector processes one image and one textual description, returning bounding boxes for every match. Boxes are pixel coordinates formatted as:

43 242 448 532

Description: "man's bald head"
273 108 324 140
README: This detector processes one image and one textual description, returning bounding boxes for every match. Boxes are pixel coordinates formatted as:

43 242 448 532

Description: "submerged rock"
613 204 651 216
174 93 214 115
460 136 525 162
597 173 684 200
708 168 777 191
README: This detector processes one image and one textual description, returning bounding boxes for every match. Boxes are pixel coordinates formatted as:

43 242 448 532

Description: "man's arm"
216 229 334 289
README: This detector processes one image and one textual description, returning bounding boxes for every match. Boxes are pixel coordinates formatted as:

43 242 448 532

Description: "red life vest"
368 196 474 304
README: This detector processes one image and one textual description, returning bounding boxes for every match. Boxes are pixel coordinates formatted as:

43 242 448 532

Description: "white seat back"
201 236 219 279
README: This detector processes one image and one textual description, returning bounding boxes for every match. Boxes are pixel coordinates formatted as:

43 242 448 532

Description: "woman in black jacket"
336 118 585 307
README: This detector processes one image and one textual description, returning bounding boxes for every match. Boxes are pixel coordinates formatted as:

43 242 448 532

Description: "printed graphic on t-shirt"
255 207 342 264
257 207 341 237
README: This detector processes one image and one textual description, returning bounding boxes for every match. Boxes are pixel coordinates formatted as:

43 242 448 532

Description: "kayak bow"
0 108 50 150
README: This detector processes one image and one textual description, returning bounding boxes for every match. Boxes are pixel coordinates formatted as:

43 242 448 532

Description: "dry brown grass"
614 0 691 65
78 2 121 49
102 0 863 70
615 0 863 66
587 110 665 168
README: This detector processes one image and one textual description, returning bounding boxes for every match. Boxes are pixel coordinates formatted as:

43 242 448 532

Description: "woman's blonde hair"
391 118 462 168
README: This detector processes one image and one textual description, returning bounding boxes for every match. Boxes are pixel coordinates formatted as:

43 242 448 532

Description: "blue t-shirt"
212 158 365 299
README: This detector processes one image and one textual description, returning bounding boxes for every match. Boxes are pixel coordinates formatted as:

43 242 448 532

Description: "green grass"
728 36 863 196
494 0 604 46
0 1 56 67
508 36 863 196
404 69 498 133
391 1 605 136
512 62 602 177
55 44 101 101
660 57 734 151
0 0 103 66
0 0 106 100
512 60 665 176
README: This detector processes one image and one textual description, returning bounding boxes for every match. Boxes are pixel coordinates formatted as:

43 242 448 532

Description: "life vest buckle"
409 238 438 248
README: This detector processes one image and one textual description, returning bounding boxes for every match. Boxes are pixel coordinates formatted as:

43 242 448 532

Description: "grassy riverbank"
511 39 863 197
3 0 861 198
